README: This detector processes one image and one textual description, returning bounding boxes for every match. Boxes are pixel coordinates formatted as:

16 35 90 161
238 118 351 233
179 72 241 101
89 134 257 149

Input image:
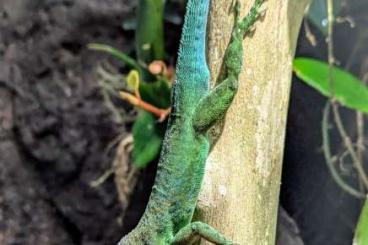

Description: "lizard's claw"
258 4 268 20
245 25 257 38
233 0 241 22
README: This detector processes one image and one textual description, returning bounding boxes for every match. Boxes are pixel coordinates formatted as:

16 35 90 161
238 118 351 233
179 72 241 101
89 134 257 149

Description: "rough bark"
197 1 310 244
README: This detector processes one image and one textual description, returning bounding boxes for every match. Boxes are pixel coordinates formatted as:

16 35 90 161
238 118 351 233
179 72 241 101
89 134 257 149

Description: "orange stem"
119 91 171 120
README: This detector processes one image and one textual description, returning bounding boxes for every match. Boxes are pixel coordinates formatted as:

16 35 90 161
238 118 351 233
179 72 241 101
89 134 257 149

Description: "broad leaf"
132 111 165 168
88 43 140 70
354 199 368 245
293 58 368 113
140 79 171 109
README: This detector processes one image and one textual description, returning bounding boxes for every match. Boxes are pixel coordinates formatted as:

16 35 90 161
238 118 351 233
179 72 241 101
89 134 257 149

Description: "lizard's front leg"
192 0 265 132
172 221 236 245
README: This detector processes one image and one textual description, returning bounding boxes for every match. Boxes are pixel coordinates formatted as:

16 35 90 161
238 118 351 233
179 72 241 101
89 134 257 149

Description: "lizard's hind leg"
172 221 235 245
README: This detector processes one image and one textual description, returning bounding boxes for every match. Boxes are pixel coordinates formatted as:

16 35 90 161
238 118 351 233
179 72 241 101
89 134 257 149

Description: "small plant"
293 57 368 244
89 0 176 168
293 58 368 113
354 199 368 245
296 1 368 243
88 44 173 168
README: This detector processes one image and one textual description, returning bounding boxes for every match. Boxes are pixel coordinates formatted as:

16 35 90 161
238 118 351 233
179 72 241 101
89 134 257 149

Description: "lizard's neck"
176 0 210 77
174 0 211 115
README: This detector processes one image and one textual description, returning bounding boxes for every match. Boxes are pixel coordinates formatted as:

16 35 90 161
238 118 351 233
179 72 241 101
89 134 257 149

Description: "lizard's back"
119 0 211 243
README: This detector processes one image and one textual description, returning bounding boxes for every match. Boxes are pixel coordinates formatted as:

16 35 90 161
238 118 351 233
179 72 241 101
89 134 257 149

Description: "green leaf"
293 58 368 113
132 111 165 168
126 70 141 92
88 43 140 70
307 0 341 34
354 198 368 245
139 79 171 109
136 0 165 62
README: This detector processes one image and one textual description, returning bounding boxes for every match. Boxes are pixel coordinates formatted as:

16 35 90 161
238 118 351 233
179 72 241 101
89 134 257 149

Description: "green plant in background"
89 0 173 168
136 0 165 68
119 69 171 168
354 199 368 245
293 58 368 113
293 57 368 245
296 0 368 243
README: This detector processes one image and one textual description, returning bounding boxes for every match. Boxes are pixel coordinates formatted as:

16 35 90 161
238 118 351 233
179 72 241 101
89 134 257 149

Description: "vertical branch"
326 0 335 94
136 0 165 79
356 73 367 191
356 112 365 162
196 1 309 244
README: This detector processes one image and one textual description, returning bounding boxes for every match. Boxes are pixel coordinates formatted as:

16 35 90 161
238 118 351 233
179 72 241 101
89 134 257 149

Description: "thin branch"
356 111 365 160
303 19 317 47
325 0 368 192
356 110 366 192
326 0 335 94
322 102 365 198
356 75 368 180
89 43 141 71
331 104 368 189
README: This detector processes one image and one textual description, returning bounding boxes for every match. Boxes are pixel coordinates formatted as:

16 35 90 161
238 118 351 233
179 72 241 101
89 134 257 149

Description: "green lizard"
118 0 264 244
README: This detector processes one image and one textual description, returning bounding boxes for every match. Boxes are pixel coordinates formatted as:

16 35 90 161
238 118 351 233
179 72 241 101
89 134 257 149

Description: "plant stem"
326 0 335 94
322 102 365 198
331 103 368 189
325 0 368 191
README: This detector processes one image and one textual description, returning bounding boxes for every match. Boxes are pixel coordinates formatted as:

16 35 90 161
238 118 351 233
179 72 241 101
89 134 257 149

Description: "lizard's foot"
172 221 234 245
231 0 241 24
233 0 266 39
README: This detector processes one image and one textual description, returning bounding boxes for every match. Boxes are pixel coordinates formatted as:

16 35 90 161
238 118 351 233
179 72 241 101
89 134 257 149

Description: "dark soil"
0 0 138 244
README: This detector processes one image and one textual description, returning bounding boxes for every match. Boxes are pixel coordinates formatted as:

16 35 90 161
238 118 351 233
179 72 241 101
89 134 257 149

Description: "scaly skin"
118 0 264 244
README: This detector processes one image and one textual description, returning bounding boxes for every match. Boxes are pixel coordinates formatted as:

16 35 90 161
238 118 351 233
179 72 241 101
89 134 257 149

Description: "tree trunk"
197 1 309 244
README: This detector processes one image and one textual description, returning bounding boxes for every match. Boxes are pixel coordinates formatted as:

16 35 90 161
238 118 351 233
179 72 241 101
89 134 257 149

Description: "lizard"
118 0 265 244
